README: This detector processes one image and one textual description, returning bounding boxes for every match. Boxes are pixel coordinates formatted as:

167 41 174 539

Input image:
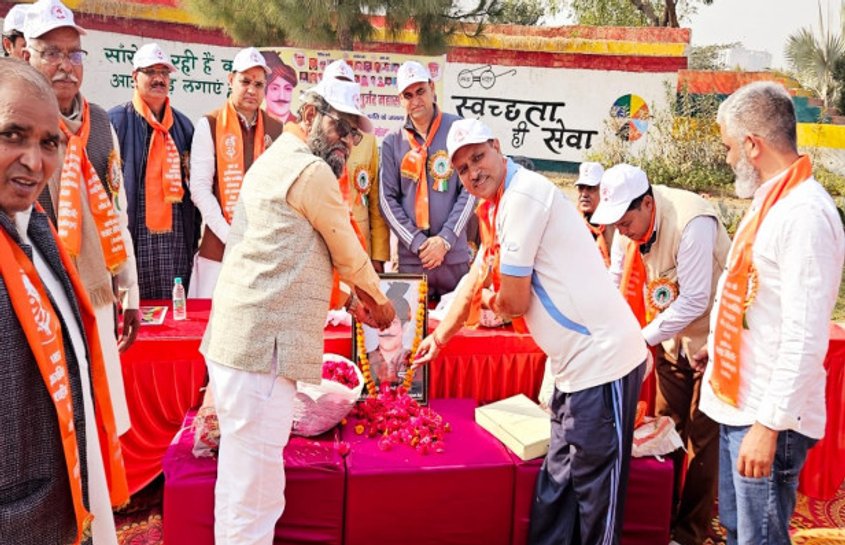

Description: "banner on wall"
442 63 678 163
258 47 445 141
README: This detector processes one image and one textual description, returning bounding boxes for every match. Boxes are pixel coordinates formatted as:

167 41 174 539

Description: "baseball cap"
231 47 270 74
396 61 430 94
446 118 494 161
324 59 354 82
132 43 177 73
308 78 373 134
23 0 86 40
590 163 650 225
3 4 30 35
575 161 604 187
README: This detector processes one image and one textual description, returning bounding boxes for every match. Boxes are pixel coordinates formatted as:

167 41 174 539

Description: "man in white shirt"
592 163 731 545
697 81 844 545
415 119 648 545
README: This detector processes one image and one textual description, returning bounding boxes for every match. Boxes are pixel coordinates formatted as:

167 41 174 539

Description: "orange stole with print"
215 100 266 223
401 111 442 231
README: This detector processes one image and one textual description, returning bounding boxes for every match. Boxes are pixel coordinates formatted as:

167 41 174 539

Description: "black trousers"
528 361 645 545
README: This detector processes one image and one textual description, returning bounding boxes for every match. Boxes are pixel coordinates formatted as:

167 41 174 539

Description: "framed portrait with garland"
352 273 429 405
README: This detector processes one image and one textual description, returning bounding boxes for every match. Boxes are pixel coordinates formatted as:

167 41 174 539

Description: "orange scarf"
0 206 129 544
711 155 812 407
215 101 265 223
465 181 528 333
401 111 442 230
132 92 184 233
57 100 128 272
619 204 656 327
585 218 611 267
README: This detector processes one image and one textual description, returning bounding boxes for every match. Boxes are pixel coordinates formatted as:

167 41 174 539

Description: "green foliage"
562 0 712 28
178 0 501 53
586 82 734 196
489 0 551 25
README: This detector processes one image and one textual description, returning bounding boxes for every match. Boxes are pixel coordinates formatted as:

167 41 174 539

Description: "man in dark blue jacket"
109 42 198 299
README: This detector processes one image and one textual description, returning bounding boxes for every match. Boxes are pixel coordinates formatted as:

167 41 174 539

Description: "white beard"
733 149 761 199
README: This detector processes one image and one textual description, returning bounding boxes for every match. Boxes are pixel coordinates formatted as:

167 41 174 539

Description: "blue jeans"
719 424 817 545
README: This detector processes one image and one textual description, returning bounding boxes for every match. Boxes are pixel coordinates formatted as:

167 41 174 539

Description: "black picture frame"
352 273 429 405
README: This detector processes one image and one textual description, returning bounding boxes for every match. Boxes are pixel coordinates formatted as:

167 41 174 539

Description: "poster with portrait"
258 47 445 142
352 274 428 404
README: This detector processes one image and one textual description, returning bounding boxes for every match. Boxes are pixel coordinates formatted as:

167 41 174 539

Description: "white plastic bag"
632 415 684 458
537 357 555 412
292 354 364 437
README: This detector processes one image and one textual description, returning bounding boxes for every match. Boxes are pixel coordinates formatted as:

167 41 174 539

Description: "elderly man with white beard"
695 81 844 545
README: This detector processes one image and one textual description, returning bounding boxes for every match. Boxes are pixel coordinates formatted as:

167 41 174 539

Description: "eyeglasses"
29 46 87 66
319 108 363 146
137 67 172 78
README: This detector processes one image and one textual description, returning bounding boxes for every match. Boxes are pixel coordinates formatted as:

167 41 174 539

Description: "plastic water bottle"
172 277 187 321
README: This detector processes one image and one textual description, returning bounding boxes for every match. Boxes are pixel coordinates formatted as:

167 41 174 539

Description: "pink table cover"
341 399 514 545
509 453 673 545
162 411 345 545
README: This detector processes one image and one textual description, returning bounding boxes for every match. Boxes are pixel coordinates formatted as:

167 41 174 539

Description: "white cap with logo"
308 78 373 134
575 162 604 187
3 4 30 34
132 43 177 73
396 61 431 94
590 163 650 225
446 118 494 161
23 0 86 40
231 46 270 74
324 59 355 82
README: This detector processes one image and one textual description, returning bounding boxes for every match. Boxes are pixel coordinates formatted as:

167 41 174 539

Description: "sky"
546 0 842 71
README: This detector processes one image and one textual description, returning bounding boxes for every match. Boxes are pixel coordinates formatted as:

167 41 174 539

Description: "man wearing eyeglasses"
2 4 29 59
380 60 476 299
22 1 138 544
201 76 395 545
108 43 199 300
188 47 284 298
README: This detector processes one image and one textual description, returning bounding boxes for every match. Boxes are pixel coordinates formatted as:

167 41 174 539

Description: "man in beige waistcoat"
591 163 731 545
200 76 395 545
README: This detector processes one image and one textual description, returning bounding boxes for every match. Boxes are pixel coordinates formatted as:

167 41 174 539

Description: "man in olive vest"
592 163 731 545
24 1 138 543
201 76 395 545
188 46 284 298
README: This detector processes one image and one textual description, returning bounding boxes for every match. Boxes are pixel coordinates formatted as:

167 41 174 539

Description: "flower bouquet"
292 354 365 437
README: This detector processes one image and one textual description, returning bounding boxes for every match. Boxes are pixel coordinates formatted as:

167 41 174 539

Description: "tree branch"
628 0 660 26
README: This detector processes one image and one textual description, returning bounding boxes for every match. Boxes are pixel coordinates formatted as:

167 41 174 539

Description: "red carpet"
115 477 844 545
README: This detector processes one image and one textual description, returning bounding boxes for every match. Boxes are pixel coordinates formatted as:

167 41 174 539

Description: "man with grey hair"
201 75 395 545
0 57 127 545
696 81 844 544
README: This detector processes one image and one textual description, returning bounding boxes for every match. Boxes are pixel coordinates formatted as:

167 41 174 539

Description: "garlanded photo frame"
352 273 429 404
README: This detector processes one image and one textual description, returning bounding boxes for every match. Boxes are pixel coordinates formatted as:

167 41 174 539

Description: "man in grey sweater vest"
201 76 395 545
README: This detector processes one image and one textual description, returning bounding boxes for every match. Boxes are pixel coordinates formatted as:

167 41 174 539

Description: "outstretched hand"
412 334 441 368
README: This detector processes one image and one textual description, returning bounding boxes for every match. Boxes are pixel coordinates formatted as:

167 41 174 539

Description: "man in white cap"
591 163 730 545
23 3 136 543
322 59 389 274
201 75 395 545
108 43 199 300
188 46 283 297
574 161 615 266
414 119 647 545
380 60 476 298
24 0 138 423
2 3 29 58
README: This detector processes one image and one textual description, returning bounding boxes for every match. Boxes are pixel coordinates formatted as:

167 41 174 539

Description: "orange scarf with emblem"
401 111 442 230
710 155 812 407
584 218 611 267
132 92 184 233
465 181 528 333
215 101 266 223
57 100 127 272
0 205 129 545
619 204 656 327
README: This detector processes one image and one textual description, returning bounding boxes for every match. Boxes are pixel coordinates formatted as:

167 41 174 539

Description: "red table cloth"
509 453 673 545
162 410 345 545
341 398 515 545
798 323 845 499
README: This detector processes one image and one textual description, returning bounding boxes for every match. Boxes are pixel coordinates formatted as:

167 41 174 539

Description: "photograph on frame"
352 273 429 404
